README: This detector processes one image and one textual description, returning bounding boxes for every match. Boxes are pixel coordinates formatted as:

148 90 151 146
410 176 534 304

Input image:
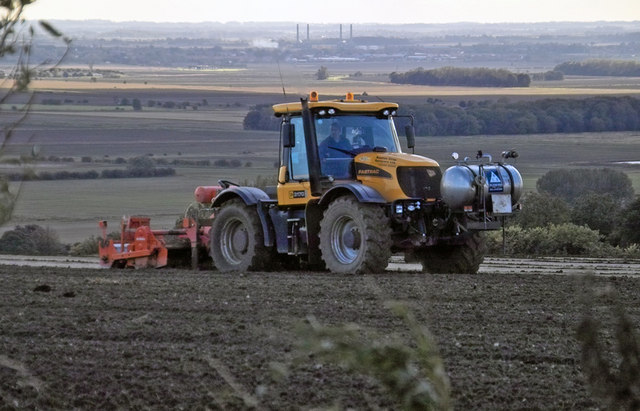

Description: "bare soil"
1 261 638 409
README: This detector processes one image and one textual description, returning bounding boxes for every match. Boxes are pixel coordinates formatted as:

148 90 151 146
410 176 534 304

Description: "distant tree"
537 168 634 205
555 59 640 77
512 191 571 229
132 98 142 111
616 198 640 246
127 156 156 177
243 104 280 131
570 193 622 237
531 70 564 81
316 66 329 80
390 66 531 88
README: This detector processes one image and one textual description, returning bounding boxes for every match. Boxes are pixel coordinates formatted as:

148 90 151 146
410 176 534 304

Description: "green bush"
0 225 66 255
69 236 100 256
487 223 602 256
511 191 571 229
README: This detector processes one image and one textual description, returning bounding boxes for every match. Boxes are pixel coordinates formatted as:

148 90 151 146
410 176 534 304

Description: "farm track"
1 257 638 408
2 254 639 276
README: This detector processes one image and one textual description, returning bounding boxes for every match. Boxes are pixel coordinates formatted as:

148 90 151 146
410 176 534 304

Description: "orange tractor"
100 92 522 273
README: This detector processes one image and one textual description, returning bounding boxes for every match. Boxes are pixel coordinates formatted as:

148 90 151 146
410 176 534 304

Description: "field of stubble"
2 260 639 409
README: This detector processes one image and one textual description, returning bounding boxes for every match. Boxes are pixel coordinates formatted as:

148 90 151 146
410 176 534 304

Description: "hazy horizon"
25 0 640 25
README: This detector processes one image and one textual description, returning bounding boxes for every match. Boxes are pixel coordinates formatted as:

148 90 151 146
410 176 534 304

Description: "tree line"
405 96 640 136
554 59 640 77
389 67 531 87
243 96 640 136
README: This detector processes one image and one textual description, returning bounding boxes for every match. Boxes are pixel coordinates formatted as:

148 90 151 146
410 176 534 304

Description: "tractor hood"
354 152 443 202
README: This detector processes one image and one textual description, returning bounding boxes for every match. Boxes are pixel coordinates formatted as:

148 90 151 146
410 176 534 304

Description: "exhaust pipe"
301 98 322 196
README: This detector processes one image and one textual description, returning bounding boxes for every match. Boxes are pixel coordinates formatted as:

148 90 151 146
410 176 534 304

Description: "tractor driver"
318 122 353 178
319 122 351 159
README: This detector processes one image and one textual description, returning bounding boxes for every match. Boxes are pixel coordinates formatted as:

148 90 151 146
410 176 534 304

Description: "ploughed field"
2 259 639 409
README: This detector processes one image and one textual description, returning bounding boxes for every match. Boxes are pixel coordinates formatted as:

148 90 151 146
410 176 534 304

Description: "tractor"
100 92 522 274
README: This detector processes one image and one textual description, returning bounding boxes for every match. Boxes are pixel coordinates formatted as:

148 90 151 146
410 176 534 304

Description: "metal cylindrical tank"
441 164 523 210
440 166 476 209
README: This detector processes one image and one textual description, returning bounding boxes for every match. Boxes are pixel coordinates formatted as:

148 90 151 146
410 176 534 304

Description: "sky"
24 0 640 24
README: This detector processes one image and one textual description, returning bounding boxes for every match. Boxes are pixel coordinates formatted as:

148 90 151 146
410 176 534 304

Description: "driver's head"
329 122 341 140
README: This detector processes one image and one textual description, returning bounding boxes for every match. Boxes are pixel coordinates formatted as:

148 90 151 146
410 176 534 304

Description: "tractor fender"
211 186 275 247
212 186 270 207
318 183 386 207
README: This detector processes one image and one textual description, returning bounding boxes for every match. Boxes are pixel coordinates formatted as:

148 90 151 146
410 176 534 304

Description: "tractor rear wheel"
210 199 271 272
319 196 392 274
416 232 486 274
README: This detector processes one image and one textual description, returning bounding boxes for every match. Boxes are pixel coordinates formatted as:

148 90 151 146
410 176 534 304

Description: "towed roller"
98 185 221 269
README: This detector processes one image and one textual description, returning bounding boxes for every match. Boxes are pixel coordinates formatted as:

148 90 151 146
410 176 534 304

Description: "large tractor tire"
210 199 271 272
319 196 392 274
417 232 486 274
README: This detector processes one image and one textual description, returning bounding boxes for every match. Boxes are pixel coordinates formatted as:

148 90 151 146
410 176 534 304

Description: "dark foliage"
390 66 531 87
555 59 640 77
571 193 622 237
316 66 329 80
0 225 66 255
7 156 177 181
511 191 571 229
531 70 564 81
617 198 640 246
244 96 640 137
405 96 640 136
243 104 281 131
536 168 634 205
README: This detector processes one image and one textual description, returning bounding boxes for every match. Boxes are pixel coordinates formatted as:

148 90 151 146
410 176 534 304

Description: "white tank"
440 164 523 210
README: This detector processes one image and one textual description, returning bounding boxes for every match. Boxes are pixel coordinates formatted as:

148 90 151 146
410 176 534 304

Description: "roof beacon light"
309 91 319 102
345 92 354 101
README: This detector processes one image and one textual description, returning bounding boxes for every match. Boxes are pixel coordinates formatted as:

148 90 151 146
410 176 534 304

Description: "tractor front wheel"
319 196 391 274
210 199 271 272
416 232 486 274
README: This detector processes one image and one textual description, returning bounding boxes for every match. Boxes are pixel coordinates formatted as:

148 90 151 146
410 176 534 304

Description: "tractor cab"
273 92 420 206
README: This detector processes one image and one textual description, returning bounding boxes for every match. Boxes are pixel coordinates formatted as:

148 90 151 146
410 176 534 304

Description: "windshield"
287 115 401 180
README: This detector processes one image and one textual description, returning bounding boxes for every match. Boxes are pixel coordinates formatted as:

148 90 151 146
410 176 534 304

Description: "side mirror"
405 125 415 149
283 123 295 148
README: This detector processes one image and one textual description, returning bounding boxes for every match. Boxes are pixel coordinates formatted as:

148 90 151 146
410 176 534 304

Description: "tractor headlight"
395 204 403 214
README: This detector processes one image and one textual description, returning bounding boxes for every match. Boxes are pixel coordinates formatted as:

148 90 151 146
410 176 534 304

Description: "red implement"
99 185 219 269
98 216 210 269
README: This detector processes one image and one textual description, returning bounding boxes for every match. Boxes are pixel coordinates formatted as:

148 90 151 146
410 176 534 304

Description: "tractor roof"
272 92 398 117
